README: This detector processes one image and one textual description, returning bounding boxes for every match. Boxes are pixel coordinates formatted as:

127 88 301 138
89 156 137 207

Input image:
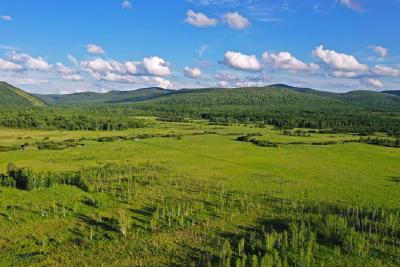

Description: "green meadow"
0 118 399 266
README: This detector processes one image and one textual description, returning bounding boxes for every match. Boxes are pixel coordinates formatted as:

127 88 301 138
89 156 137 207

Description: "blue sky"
0 0 399 94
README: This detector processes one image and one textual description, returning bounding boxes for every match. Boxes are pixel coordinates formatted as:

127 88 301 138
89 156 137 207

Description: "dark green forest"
2 82 400 135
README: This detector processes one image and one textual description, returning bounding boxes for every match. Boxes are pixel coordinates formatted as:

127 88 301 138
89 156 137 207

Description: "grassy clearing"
0 119 399 266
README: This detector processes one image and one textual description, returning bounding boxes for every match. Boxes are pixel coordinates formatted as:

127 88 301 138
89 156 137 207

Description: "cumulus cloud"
80 56 173 88
184 67 202 78
331 71 363 78
55 62 77 75
218 80 230 87
55 63 83 81
1 15 12 21
7 51 51 71
81 58 112 76
185 10 218 27
81 56 171 77
362 78 383 88
263 51 319 72
223 12 251 29
122 0 133 9
215 72 269 88
145 76 173 89
61 74 83 81
339 0 364 12
1 77 48 85
313 45 368 77
67 54 79 66
81 58 127 79
86 44 105 55
0 58 23 71
369 45 388 58
224 51 261 72
372 65 400 77
143 57 171 76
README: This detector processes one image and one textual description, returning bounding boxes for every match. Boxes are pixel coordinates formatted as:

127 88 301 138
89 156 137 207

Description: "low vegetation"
0 118 399 266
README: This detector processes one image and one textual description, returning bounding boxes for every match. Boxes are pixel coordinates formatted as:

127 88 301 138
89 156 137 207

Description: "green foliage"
3 83 400 135
132 85 400 135
36 87 172 105
0 106 147 130
382 90 400 97
3 164 90 191
0 82 46 107
359 136 400 148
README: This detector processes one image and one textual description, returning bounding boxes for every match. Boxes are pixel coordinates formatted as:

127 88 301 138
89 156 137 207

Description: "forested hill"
0 82 46 107
382 90 400 97
134 85 400 112
131 85 400 134
2 82 400 134
34 84 400 112
35 87 173 105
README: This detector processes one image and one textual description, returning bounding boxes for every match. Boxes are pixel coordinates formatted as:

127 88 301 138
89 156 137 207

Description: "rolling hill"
133 84 400 112
0 82 46 107
35 87 173 105
33 84 400 112
382 90 400 97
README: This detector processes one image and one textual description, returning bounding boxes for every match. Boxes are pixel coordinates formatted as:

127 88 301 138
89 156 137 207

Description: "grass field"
0 118 399 266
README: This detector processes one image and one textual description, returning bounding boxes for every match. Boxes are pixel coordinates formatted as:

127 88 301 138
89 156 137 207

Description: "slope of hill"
32 83 400 112
36 87 173 105
335 90 400 110
0 82 46 107
134 85 400 112
382 90 400 97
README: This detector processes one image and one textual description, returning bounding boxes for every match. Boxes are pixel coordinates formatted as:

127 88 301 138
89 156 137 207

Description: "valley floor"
0 118 399 266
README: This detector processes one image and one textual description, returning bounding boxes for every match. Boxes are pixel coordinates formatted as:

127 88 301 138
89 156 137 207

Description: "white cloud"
215 72 269 88
185 10 218 27
55 62 77 75
98 73 173 88
263 51 319 72
7 51 51 71
369 45 388 58
339 0 364 12
331 71 363 78
80 56 172 87
313 45 368 77
1 15 12 21
372 65 400 77
143 57 171 77
362 78 383 88
0 45 18 50
223 12 251 29
86 44 105 55
61 74 83 81
0 58 23 71
3 77 48 85
224 51 261 72
198 45 209 57
55 63 83 81
218 80 230 87
146 76 173 89
67 54 79 66
122 0 133 9
184 67 202 78
81 58 118 77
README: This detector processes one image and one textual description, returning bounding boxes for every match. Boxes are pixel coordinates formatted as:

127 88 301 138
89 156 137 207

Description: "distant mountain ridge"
3 81 400 112
0 82 46 107
382 90 400 97
36 87 173 105
131 84 400 112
